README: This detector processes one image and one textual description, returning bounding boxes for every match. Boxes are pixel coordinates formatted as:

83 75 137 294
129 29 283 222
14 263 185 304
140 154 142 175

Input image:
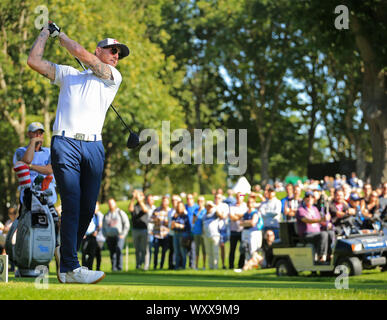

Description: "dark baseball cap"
97 38 130 59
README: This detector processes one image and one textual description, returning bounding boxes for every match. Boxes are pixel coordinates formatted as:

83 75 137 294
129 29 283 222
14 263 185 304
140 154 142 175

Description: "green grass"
1 245 387 300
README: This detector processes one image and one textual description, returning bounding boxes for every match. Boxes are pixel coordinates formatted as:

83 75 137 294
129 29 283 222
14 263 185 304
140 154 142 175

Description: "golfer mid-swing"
27 22 129 284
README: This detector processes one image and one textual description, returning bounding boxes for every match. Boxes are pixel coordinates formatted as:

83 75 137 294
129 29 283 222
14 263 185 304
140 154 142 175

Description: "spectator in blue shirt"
185 194 199 268
171 201 191 270
224 189 237 207
192 196 207 269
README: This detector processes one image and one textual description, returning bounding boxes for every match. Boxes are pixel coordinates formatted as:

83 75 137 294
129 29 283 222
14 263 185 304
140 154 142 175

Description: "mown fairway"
1 246 386 300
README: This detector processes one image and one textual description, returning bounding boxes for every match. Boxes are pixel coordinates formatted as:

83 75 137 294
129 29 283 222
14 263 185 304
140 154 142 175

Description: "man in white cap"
13 122 57 205
26 21 130 284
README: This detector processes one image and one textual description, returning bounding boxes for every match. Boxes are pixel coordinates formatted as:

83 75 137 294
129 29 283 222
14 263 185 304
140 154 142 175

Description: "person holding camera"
129 190 149 269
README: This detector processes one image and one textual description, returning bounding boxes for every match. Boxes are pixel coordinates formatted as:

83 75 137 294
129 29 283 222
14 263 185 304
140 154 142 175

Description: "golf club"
74 57 140 149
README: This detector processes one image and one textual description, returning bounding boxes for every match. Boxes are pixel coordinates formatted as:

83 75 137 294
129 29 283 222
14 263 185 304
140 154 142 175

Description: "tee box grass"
1 246 386 300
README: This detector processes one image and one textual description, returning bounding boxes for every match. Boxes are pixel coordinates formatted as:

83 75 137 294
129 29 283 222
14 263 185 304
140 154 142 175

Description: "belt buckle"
75 133 85 141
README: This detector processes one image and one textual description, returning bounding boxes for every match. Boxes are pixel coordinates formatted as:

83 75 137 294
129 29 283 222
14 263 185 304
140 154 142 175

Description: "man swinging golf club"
27 21 130 284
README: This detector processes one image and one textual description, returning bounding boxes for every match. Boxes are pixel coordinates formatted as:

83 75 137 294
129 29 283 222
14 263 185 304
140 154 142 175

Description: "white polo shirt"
52 64 122 135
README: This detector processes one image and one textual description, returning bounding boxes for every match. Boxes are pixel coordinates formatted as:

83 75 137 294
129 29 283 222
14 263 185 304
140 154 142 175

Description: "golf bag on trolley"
5 181 58 277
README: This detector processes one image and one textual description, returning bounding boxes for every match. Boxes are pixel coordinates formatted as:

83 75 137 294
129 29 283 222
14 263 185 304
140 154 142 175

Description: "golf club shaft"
74 57 132 133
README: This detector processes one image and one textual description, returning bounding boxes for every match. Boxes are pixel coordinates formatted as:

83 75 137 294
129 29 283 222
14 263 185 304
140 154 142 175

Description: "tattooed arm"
58 32 113 80
27 28 56 80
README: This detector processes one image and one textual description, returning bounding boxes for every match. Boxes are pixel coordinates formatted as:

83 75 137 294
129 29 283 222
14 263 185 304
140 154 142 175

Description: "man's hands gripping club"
43 21 61 38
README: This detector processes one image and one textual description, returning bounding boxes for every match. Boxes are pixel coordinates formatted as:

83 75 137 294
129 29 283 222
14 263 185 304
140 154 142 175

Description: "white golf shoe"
54 246 66 283
65 267 105 284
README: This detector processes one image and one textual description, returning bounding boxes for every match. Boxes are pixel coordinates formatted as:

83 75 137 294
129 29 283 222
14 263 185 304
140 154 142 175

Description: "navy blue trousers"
51 136 105 273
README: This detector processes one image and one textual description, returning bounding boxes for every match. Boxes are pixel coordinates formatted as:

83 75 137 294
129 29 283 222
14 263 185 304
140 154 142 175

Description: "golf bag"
5 187 56 277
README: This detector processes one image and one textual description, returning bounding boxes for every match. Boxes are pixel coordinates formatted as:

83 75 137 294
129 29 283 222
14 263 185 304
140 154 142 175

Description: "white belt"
53 130 102 142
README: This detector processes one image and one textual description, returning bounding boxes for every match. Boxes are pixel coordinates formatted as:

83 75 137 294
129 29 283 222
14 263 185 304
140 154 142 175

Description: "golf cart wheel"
275 258 298 276
336 257 362 276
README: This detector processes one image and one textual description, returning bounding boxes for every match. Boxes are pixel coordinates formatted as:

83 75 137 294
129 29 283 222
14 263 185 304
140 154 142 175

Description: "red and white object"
13 162 31 189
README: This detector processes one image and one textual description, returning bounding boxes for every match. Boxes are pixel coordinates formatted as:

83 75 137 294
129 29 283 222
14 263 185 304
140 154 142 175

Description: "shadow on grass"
11 267 387 292
93 269 387 291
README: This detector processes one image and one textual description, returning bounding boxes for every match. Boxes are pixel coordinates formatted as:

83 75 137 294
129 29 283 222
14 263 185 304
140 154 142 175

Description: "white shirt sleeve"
52 64 80 86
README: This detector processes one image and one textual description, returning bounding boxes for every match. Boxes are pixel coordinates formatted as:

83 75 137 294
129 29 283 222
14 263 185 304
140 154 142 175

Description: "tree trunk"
260 142 270 186
355 145 367 181
352 15 387 187
367 116 387 186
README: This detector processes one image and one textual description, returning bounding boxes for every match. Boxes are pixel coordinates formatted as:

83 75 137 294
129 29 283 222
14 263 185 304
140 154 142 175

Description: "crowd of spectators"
2 172 387 273
79 172 387 272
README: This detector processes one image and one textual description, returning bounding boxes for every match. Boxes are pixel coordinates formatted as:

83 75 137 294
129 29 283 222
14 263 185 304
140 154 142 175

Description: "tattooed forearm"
89 61 113 80
27 30 56 81
29 31 49 57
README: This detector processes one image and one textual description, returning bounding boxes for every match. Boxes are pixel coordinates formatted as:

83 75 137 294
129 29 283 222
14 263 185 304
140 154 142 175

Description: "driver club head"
127 132 140 149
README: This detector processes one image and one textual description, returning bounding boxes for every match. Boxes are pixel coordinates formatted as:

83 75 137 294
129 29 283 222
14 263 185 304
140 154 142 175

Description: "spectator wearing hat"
13 122 57 206
13 122 60 248
202 201 221 269
348 193 367 229
296 192 333 263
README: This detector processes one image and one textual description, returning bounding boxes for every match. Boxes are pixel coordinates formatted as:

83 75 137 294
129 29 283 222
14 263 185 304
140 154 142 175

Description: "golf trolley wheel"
275 258 298 276
336 257 362 276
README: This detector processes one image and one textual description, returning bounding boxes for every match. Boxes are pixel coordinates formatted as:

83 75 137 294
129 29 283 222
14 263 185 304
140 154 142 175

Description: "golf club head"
127 132 140 149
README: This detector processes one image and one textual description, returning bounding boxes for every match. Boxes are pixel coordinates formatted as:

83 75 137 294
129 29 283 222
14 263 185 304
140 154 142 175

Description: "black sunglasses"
104 46 120 55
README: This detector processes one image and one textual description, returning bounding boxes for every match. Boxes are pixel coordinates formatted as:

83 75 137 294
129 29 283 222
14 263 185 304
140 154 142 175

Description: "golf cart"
271 218 387 277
